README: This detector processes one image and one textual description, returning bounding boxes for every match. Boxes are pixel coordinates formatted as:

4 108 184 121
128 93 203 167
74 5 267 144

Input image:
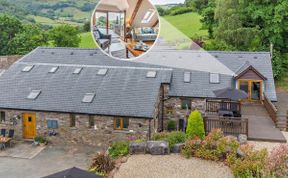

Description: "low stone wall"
0 109 154 148
0 55 22 70
163 97 206 130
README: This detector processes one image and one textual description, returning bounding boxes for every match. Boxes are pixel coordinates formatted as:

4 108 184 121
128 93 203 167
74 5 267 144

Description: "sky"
150 0 185 5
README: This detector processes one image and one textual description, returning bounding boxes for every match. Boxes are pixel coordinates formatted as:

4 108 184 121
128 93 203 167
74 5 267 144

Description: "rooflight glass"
82 93 95 103
22 65 34 72
97 69 108 76
184 72 191 83
210 73 220 84
49 67 59 73
27 90 41 100
73 68 82 74
141 9 156 23
146 71 157 78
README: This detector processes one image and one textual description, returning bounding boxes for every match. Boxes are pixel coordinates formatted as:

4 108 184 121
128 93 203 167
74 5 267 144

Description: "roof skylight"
49 67 59 73
27 90 41 100
73 68 83 74
146 71 157 78
97 69 108 76
141 9 156 23
82 93 95 103
22 65 34 72
210 73 220 84
184 72 191 83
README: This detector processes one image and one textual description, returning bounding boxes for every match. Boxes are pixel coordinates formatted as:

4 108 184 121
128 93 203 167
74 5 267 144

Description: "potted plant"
34 136 47 146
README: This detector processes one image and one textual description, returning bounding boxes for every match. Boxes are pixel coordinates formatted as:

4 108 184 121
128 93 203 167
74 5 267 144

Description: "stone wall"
163 97 206 130
0 109 154 148
0 55 22 69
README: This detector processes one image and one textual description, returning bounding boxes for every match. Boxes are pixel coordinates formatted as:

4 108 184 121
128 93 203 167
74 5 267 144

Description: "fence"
206 100 241 115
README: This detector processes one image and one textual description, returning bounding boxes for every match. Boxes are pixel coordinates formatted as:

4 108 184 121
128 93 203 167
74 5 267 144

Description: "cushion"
94 31 101 39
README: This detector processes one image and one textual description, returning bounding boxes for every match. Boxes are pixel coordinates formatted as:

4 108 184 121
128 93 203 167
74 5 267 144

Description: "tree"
0 15 23 55
186 110 205 140
8 24 48 55
83 21 91 32
49 24 81 47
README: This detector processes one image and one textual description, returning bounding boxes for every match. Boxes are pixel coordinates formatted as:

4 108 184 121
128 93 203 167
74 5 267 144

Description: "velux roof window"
184 72 191 83
141 9 156 23
27 90 41 100
210 73 220 84
97 69 108 76
82 93 96 103
49 67 59 73
146 71 157 78
22 65 34 72
73 68 83 74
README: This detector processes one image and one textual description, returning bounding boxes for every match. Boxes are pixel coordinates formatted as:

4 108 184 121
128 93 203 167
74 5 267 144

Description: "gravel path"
248 131 288 153
114 154 233 178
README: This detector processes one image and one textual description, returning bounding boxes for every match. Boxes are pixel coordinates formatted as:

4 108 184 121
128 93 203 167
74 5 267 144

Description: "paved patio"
242 104 286 142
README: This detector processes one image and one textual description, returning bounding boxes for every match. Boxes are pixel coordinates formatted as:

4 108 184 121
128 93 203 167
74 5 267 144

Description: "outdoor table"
0 136 11 150
218 110 234 117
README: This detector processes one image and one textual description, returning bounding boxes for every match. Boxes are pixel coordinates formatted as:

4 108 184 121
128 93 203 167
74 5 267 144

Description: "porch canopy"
43 167 102 178
213 88 248 101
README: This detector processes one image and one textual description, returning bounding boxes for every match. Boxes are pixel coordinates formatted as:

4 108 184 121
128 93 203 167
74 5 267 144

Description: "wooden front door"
22 113 36 139
238 80 262 102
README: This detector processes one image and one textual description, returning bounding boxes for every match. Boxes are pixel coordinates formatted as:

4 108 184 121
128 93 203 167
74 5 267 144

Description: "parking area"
0 144 98 178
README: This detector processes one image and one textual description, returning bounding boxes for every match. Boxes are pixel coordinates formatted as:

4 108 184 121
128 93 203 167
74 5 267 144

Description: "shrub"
34 136 47 144
89 153 115 176
108 141 129 159
186 110 205 140
181 137 202 158
226 145 268 177
167 120 177 131
266 144 288 177
152 131 186 150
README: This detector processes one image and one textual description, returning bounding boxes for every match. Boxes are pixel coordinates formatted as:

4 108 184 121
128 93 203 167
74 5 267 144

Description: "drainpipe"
148 120 151 140
161 85 164 131
270 43 274 59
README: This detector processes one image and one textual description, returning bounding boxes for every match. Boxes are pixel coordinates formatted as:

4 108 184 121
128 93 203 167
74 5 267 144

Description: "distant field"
164 12 208 39
79 32 97 48
29 15 82 27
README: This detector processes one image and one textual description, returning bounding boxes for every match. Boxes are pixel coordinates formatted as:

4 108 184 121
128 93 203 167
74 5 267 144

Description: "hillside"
164 12 208 39
0 0 97 27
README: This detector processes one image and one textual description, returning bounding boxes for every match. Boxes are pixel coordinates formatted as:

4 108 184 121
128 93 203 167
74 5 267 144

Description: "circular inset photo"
91 0 160 59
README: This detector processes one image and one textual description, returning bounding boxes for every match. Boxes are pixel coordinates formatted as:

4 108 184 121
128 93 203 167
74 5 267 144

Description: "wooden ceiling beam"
152 20 159 27
129 0 143 25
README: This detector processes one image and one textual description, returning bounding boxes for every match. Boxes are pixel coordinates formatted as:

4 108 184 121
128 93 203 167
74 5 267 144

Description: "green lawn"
164 12 208 39
79 32 97 48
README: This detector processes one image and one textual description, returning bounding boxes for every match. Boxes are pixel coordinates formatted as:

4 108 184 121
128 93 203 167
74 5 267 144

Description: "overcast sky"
150 0 185 5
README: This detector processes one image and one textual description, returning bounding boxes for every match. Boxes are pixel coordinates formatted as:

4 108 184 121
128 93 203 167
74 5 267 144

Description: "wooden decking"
242 104 287 142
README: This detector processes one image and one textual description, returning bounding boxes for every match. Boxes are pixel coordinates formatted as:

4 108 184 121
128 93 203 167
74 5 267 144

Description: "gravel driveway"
114 154 233 178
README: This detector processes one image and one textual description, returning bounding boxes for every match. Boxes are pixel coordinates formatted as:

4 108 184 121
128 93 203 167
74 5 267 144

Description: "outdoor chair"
93 27 111 50
0 128 6 137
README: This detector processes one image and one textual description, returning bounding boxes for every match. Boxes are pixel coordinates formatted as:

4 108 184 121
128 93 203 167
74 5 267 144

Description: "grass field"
79 32 97 48
164 12 208 39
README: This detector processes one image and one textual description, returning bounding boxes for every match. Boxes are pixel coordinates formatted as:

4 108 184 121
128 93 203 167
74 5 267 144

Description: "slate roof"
0 48 172 118
0 46 277 118
136 49 277 101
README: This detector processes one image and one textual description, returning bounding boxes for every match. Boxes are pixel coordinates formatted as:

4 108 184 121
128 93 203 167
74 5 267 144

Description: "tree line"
0 14 91 56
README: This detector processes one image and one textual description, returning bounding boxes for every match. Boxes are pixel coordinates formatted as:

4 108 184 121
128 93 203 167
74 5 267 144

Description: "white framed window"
210 73 220 84
184 72 191 83
27 90 41 100
141 9 156 23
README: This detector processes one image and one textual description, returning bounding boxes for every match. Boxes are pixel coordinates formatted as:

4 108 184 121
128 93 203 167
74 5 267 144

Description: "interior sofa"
93 27 112 50
132 27 158 42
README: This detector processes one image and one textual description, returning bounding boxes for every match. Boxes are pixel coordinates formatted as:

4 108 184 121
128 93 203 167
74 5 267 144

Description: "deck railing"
204 117 248 135
263 94 278 124
206 100 241 115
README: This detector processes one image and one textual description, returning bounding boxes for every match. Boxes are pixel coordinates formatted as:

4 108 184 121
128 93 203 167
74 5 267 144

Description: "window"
27 90 41 100
73 68 82 74
47 119 58 129
22 65 34 72
97 69 108 76
70 114 76 127
181 99 191 109
141 9 156 23
0 112 5 123
49 67 59 73
146 71 157 78
88 115 94 128
210 73 220 84
114 118 129 130
82 93 96 103
184 72 191 83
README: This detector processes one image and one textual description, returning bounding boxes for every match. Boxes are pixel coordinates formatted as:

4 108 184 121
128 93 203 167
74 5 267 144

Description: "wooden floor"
242 104 287 142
